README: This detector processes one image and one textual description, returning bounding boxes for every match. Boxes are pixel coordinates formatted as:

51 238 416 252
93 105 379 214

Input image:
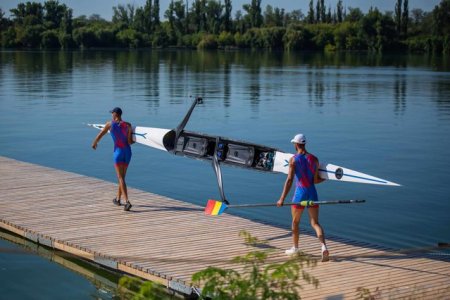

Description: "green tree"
205 0 223 34
243 0 263 28
402 0 409 37
10 2 44 26
41 29 59 48
337 0 343 23
153 0 160 28
307 0 315 24
320 0 326 23
432 0 450 53
315 0 321 23
17 24 44 47
223 0 232 31
73 27 98 48
192 231 319 300
112 4 135 28
1 27 17 48
43 0 68 29
345 7 363 23
432 0 450 37
395 0 402 35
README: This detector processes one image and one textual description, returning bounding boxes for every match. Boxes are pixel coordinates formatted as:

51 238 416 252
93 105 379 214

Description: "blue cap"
110 107 122 115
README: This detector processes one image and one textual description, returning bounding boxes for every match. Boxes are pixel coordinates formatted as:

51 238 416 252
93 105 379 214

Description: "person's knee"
310 219 319 227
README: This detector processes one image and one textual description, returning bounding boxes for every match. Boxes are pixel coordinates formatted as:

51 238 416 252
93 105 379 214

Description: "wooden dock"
1 156 449 299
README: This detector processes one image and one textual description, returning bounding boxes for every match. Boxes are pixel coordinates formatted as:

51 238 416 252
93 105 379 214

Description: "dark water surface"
0 50 449 295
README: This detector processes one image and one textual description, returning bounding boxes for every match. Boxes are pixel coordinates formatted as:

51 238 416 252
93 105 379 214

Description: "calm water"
0 50 449 294
0 229 120 299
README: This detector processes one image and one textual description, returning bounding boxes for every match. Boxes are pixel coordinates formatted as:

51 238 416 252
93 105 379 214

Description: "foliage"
191 230 319 300
118 276 174 300
41 29 59 48
1 0 449 54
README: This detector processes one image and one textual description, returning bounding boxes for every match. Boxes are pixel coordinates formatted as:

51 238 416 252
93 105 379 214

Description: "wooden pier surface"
0 156 449 299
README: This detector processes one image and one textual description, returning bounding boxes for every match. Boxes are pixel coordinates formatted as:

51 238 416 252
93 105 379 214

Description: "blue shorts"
113 146 132 166
292 187 318 209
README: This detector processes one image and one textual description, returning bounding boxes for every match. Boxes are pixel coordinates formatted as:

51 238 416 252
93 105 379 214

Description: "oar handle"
228 199 365 208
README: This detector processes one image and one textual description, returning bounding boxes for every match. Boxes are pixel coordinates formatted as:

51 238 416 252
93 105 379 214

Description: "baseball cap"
110 107 122 115
291 133 306 144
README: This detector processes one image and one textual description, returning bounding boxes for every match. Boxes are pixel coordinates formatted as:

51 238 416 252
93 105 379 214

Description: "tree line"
0 0 448 53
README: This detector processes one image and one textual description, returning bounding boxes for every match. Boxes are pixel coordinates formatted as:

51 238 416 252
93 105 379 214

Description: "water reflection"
394 74 407 115
1 49 449 115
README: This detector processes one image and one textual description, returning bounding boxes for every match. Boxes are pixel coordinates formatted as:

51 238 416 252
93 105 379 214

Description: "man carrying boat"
92 107 134 211
277 134 329 262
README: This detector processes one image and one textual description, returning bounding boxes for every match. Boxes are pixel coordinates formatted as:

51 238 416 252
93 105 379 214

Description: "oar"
204 199 366 216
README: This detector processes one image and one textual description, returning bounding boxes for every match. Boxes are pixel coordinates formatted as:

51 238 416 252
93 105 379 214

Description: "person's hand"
92 141 98 150
277 198 284 207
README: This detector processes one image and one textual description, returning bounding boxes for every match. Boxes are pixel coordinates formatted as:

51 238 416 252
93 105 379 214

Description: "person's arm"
127 122 135 145
314 158 325 184
277 157 295 207
92 122 111 150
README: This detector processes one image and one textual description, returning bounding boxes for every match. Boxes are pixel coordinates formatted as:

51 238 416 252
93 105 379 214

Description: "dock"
1 156 449 299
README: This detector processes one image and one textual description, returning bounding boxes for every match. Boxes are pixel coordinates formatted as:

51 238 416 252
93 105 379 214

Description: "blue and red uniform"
292 153 319 209
110 120 132 166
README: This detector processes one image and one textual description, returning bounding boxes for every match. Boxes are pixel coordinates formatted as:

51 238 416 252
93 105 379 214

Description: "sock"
321 243 328 252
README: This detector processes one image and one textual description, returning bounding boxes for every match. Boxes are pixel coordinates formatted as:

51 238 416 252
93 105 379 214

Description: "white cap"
291 133 306 144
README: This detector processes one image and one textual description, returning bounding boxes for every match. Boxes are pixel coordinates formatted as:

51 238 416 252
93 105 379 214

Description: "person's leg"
116 184 122 201
114 164 128 202
291 206 304 248
308 206 329 261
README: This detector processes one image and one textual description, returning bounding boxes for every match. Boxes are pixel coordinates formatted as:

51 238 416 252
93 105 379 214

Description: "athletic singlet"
292 153 318 202
110 120 132 165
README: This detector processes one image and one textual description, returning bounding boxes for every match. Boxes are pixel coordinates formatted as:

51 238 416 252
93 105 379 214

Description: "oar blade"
204 199 228 216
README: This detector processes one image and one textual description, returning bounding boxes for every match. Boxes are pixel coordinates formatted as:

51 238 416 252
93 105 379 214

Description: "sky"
1 0 442 20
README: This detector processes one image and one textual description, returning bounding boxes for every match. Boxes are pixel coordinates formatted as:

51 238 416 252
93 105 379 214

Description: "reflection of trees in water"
4 51 73 104
248 67 261 111
433 79 450 117
307 70 324 107
112 51 161 108
223 62 231 108
394 74 406 115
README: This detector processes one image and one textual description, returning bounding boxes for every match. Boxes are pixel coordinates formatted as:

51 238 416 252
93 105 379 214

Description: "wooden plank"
0 156 449 299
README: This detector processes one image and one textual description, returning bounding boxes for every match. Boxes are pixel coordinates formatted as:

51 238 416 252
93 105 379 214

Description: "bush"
261 27 285 49
218 31 234 48
17 25 44 48
118 276 173 299
334 22 360 50
1 27 17 48
234 32 248 48
283 25 314 50
58 33 74 49
192 231 319 299
116 29 142 48
406 37 428 53
73 27 98 48
96 28 116 47
197 34 218 49
308 24 334 50
152 29 170 48
41 30 60 48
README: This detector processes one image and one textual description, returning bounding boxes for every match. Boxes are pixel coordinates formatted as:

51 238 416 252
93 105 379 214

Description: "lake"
0 49 449 296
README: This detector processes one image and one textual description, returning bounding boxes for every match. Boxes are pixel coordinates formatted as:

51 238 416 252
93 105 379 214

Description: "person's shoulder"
308 153 319 161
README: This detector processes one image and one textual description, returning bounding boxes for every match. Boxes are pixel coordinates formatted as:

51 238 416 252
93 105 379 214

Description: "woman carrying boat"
277 133 329 262
92 107 134 211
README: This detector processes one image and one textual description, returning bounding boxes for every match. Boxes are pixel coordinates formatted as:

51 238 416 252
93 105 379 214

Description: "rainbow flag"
204 199 228 216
